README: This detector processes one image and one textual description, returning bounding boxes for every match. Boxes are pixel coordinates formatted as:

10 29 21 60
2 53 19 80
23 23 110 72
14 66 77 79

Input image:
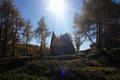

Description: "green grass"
0 60 120 80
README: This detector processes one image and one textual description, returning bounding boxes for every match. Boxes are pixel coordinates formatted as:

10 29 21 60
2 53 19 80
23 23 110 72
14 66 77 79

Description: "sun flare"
46 0 67 16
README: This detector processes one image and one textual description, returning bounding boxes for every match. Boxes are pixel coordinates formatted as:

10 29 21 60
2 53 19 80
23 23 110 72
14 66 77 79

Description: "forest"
0 0 120 80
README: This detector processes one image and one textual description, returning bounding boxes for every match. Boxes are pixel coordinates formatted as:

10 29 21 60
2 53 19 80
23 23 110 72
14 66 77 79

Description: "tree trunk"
3 35 7 56
96 18 102 52
12 36 15 56
26 41 28 56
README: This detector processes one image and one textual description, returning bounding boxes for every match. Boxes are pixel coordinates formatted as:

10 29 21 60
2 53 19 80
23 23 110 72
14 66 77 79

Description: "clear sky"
13 0 90 50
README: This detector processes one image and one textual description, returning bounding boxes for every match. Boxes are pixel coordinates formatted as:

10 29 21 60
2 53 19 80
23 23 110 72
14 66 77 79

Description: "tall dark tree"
50 31 56 54
50 32 75 55
0 0 24 56
74 0 120 52
35 17 50 56
60 33 75 55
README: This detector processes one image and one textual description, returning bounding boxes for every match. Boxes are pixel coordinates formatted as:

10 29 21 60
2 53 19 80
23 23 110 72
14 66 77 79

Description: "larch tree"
73 13 94 52
74 0 120 52
73 32 82 53
22 19 33 56
35 17 51 56
0 0 24 56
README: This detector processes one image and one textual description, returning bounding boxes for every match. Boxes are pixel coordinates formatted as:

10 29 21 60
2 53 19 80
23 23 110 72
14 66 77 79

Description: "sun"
46 0 67 16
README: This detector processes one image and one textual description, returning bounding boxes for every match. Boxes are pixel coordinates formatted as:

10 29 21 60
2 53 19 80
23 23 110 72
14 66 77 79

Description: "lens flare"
46 0 67 16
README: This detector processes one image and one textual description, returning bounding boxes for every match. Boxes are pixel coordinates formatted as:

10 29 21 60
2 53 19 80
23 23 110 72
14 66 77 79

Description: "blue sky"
13 0 90 50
